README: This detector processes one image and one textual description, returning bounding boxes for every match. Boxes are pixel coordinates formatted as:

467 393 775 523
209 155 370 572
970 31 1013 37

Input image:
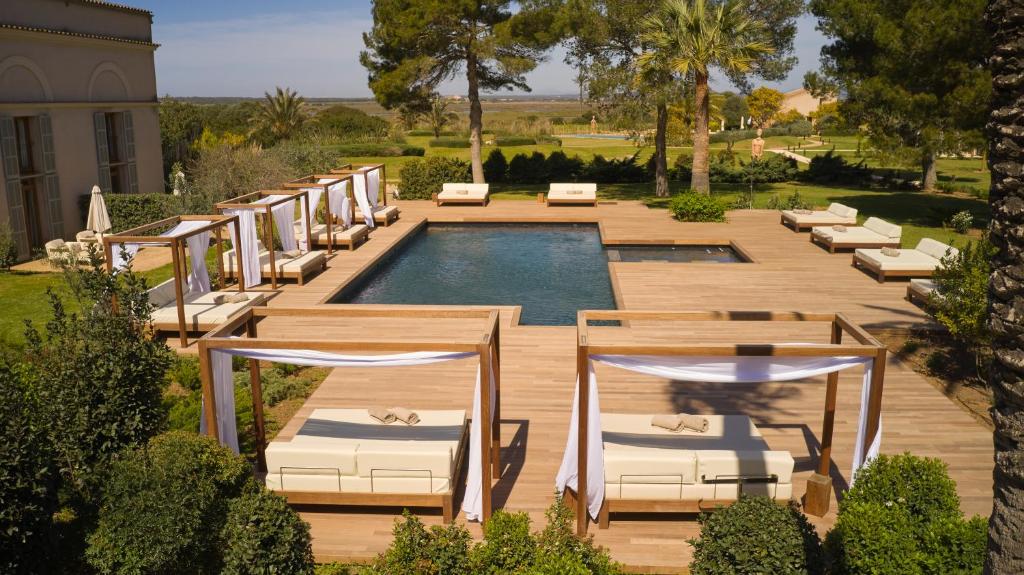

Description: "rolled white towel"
390 406 420 425
368 407 397 424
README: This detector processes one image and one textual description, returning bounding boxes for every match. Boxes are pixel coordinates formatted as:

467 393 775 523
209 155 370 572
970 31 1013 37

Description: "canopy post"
381 164 387 206
264 206 278 289
170 238 188 347
491 317 502 479
478 340 494 524
864 347 887 462
247 316 267 473
806 321 842 516
576 330 590 536
198 340 220 441
301 190 313 255
214 225 225 290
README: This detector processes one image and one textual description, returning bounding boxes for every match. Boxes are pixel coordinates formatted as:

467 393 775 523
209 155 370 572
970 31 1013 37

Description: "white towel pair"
368 406 420 425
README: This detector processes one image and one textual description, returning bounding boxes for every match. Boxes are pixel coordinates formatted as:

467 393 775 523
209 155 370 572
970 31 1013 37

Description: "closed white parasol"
85 185 111 232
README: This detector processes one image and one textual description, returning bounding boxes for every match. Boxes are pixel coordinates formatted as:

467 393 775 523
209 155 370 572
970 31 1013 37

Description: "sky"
129 0 829 98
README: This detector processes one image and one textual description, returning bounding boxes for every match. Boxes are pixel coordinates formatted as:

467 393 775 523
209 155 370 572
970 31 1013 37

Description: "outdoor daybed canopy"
103 215 267 347
197 306 502 524
215 190 326 289
556 310 887 535
810 217 902 253
331 163 399 227
282 174 370 252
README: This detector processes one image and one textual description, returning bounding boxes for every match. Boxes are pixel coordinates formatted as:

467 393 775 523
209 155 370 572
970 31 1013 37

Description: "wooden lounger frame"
197 306 503 524
330 163 398 226
282 174 368 253
853 252 935 283
810 231 900 253
215 190 320 288
102 215 245 347
567 310 887 535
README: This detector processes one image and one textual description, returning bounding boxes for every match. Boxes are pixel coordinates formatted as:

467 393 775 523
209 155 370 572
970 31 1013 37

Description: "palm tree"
984 2 1024 571
639 0 771 193
427 96 459 138
253 87 305 142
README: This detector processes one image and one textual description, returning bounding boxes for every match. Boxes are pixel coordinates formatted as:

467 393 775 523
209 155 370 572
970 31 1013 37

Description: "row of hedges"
709 120 813 144
328 143 424 157
484 149 649 184
78 192 181 232
428 135 549 148
429 136 471 148
399 157 472 199
687 454 986 574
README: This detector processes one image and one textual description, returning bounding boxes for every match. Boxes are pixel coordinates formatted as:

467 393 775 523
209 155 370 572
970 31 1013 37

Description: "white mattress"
781 210 857 225
221 249 325 275
548 190 597 201
855 248 941 271
149 284 265 329
358 205 400 221
812 226 893 245
297 223 368 243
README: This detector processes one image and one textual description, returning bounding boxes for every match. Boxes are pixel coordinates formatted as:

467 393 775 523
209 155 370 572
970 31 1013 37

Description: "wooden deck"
205 201 992 573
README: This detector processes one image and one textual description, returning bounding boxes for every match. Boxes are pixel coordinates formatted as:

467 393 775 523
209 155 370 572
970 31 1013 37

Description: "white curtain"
111 219 211 272
296 188 322 252
203 348 495 521
323 179 352 229
225 209 261 288
200 350 238 453
184 231 211 295
268 199 297 253
352 172 374 228
367 167 381 207
555 354 879 520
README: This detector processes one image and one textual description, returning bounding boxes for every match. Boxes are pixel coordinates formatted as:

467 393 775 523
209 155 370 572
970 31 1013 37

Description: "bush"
950 210 974 233
930 240 994 351
825 501 921 575
767 191 811 211
483 149 509 183
669 193 727 222
471 510 536 573
272 141 342 175
331 143 424 157
429 136 471 148
191 143 290 210
690 497 823 575
398 157 472 199
168 355 202 393
371 512 473 575
509 152 549 184
221 488 315 575
801 151 870 185
0 222 18 268
261 367 313 406
843 453 960 530
0 361 58 574
580 153 649 183
536 134 563 146
918 515 987 575
409 129 458 137
545 150 584 182
495 136 537 146
673 153 693 181
88 193 181 232
310 105 390 141
86 432 253 574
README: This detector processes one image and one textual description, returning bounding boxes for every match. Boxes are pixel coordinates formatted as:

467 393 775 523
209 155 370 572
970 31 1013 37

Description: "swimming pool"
331 224 616 325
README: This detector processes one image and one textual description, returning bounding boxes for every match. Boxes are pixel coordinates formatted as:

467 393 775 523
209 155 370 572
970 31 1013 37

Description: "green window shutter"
123 111 138 193
0 116 28 259
93 112 111 193
39 114 63 239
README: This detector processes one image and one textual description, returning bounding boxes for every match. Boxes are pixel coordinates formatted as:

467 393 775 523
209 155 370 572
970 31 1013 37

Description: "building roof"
74 0 152 17
0 22 158 47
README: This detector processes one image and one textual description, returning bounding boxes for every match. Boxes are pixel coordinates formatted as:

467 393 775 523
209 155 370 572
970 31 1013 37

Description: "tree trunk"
690 73 711 194
655 103 669 197
922 152 938 191
985 1 1024 572
466 49 485 183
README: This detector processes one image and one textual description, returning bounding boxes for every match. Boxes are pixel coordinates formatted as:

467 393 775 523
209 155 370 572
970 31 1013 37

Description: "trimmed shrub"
0 361 58 574
580 153 649 183
534 496 621 575
398 157 472 199
330 143 424 157
536 134 563 146
801 151 870 185
950 210 973 233
690 497 823 575
669 193 727 222
409 129 458 137
545 150 584 182
221 488 315 575
371 512 473 575
471 510 536 573
509 152 549 184
841 453 961 532
483 148 509 183
91 193 181 232
825 501 921 575
918 515 987 575
86 432 253 574
429 136 472 148
495 136 536 146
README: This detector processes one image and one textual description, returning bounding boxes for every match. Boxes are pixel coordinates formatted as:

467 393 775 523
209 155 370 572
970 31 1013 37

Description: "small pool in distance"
331 224 616 326
606 245 745 263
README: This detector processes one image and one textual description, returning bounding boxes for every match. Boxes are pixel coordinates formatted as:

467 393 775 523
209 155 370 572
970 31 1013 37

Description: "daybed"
547 183 598 206
294 221 369 251
601 414 793 516
906 278 938 305
264 408 468 521
45 238 92 264
222 243 326 285
780 203 857 231
436 183 490 206
852 238 957 282
147 278 267 332
334 164 400 226
810 217 902 253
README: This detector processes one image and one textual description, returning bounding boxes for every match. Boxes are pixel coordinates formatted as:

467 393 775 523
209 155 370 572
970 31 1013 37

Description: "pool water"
607 245 743 263
332 224 616 325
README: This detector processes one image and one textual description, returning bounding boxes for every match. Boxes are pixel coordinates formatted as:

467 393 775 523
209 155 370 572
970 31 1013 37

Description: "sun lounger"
358 205 400 226
810 217 902 253
907 278 938 305
547 183 597 206
853 238 957 282
147 278 267 333
598 413 793 524
45 238 92 264
221 246 326 285
780 203 857 231
436 183 490 206
294 222 369 251
264 408 468 522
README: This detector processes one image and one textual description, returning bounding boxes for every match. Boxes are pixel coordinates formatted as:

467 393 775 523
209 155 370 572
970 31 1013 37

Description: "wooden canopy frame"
330 163 396 226
102 215 243 347
282 174 359 254
197 306 503 523
569 310 887 535
215 190 313 289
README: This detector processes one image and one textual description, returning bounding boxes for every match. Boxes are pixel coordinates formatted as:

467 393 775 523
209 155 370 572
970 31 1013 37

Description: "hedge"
494 136 536 146
669 192 726 222
79 193 180 233
398 157 472 199
328 143 424 157
409 129 459 137
429 137 471 148
220 489 315 575
710 121 813 144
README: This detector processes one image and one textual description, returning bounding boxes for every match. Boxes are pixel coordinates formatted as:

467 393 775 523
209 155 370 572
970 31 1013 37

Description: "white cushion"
266 439 358 476
358 205 400 220
827 203 857 218
855 248 942 271
298 223 368 243
915 238 958 260
439 183 489 201
862 217 902 239
147 278 178 308
605 482 792 501
549 183 597 193
813 225 892 245
696 450 795 484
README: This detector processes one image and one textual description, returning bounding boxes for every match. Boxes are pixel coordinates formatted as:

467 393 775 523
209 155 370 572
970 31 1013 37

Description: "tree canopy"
746 86 785 128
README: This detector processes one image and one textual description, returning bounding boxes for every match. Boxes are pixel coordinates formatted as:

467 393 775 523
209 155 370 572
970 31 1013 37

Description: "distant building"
0 0 163 260
779 88 832 119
